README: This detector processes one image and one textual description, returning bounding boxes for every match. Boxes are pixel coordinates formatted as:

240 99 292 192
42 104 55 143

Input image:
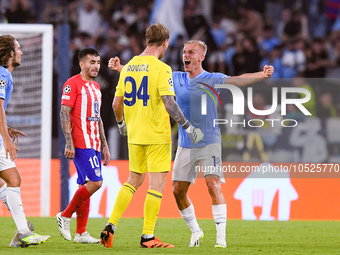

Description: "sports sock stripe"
123 183 136 195
147 191 162 199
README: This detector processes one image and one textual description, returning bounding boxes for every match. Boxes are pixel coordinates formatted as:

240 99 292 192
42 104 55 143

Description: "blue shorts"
73 148 103 185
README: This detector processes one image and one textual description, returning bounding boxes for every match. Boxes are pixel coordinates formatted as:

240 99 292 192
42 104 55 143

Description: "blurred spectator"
285 104 306 120
112 3 136 26
5 0 34 23
281 39 306 78
307 0 327 38
219 11 238 36
40 1 63 24
305 37 331 77
325 0 340 34
129 6 150 37
276 8 292 39
69 0 103 37
183 0 217 55
116 35 132 64
260 46 283 78
238 3 264 40
129 34 143 55
106 35 120 58
291 76 317 116
94 36 109 60
70 32 94 75
259 24 281 54
316 93 337 118
233 35 261 75
163 34 185 71
208 17 226 73
283 10 308 40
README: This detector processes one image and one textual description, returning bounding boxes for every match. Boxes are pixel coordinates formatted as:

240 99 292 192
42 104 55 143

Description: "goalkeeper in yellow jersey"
100 23 203 248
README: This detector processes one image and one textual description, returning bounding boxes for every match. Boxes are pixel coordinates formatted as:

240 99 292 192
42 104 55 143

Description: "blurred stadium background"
0 0 340 224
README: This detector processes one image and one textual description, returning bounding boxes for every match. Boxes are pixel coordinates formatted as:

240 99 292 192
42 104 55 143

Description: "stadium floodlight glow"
0 24 53 217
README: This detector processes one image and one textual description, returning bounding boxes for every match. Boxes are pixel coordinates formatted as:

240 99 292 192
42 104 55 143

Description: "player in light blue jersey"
108 40 274 248
0 35 50 247
172 40 274 248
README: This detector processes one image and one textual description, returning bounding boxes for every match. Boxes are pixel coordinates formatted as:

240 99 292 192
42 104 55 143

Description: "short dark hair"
78 48 100 61
145 23 169 46
0 35 15 68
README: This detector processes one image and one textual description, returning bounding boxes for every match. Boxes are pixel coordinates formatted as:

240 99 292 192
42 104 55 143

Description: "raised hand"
263 65 274 78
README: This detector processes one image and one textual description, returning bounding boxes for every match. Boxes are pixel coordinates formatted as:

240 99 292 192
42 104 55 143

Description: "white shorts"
0 146 16 171
208 51 225 64
172 143 225 184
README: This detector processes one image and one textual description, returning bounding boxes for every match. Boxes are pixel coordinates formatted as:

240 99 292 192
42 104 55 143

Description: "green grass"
0 217 339 254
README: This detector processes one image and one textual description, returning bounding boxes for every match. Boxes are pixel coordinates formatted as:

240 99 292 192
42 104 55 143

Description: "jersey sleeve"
214 73 229 93
158 64 175 96
61 78 77 108
115 70 125 97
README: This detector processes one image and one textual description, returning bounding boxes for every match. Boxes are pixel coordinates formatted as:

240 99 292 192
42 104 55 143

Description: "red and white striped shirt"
61 74 102 151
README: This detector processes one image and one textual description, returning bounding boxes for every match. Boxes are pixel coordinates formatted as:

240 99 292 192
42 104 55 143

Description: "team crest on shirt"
63 85 71 94
0 79 6 88
94 100 100 116
95 168 101 177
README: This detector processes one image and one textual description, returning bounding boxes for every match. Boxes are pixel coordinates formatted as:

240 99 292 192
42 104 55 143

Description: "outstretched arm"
60 104 75 159
225 65 274 86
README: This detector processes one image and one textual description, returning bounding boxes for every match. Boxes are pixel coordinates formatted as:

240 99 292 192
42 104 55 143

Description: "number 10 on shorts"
89 155 100 169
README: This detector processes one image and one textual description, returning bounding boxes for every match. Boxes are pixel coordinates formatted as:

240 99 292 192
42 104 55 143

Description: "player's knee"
7 175 21 187
206 180 221 196
173 185 186 200
93 180 103 190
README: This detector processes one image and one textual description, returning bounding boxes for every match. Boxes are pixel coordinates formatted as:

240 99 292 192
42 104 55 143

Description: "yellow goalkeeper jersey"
115 55 175 144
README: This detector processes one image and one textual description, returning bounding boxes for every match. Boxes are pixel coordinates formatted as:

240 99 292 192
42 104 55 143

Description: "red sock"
76 197 90 234
62 185 91 218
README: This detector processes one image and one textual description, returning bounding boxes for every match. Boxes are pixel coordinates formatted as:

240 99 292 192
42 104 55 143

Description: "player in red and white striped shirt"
57 48 111 244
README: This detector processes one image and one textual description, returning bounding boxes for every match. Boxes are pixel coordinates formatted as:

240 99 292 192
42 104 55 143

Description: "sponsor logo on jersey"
0 78 6 88
64 85 71 94
62 95 70 100
94 100 100 115
87 116 100 121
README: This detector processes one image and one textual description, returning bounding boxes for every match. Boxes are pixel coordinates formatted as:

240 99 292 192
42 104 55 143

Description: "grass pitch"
0 217 339 254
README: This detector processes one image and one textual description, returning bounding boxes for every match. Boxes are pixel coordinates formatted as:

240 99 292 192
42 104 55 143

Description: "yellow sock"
108 183 136 226
142 189 162 235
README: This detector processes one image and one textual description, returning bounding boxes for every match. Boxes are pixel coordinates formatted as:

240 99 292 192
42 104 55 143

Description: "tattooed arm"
99 117 111 166
161 95 190 129
161 95 204 144
60 105 75 159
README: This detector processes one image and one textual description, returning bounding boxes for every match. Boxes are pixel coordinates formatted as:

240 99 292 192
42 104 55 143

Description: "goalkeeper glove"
117 119 127 136
185 124 204 144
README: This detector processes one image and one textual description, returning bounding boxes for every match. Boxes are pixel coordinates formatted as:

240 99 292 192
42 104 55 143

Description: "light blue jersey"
0 66 13 149
173 70 228 148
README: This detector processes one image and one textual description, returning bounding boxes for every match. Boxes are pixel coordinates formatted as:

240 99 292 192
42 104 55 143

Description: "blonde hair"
145 23 170 46
184 40 207 56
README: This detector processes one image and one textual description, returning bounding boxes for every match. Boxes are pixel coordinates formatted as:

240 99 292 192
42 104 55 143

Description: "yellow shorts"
128 144 171 173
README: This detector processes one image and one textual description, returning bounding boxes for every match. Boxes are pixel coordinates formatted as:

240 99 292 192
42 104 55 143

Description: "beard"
12 60 20 67
12 53 20 67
